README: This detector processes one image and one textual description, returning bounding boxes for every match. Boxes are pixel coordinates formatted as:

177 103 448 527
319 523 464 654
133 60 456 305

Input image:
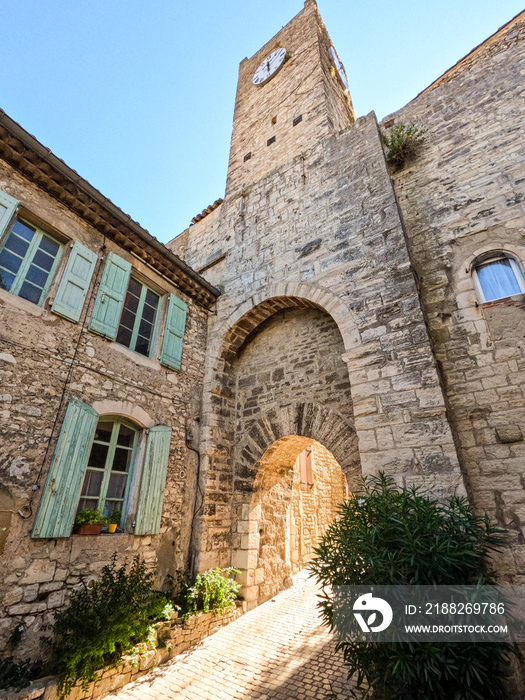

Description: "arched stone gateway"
232 436 348 606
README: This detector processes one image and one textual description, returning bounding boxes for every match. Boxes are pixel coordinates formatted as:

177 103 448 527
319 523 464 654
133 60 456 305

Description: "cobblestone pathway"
109 572 353 700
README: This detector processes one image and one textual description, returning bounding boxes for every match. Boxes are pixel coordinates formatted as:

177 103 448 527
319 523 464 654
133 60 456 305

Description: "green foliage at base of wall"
311 473 517 700
44 555 173 698
173 567 241 619
0 658 43 692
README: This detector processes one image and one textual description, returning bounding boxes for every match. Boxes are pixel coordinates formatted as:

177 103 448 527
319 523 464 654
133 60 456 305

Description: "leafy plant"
45 555 173 698
311 473 516 700
109 509 122 525
176 568 241 618
0 657 42 692
74 509 107 527
382 123 426 167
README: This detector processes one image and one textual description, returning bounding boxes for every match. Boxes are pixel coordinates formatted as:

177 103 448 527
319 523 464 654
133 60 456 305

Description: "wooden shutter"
160 294 187 371
0 189 18 237
88 252 131 339
134 426 172 535
51 242 98 322
32 399 98 538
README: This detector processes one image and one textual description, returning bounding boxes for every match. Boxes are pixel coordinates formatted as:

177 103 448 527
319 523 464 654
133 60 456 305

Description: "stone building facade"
1 0 524 660
168 1 525 603
0 112 218 655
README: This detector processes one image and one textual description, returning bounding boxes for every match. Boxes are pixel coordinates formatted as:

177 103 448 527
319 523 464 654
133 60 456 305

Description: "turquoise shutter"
51 242 98 322
0 189 18 237
32 399 98 538
134 426 172 535
88 252 131 339
160 294 187 371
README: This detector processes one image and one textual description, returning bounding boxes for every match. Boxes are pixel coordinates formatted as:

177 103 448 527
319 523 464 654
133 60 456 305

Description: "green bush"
383 123 426 166
175 567 241 619
45 555 173 698
310 473 516 700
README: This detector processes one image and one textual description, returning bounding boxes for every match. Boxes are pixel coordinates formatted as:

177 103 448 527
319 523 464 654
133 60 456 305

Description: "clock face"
330 46 350 92
253 47 287 86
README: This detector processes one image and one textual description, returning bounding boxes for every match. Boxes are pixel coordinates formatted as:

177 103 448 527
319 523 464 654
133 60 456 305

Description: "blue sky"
2 1 523 243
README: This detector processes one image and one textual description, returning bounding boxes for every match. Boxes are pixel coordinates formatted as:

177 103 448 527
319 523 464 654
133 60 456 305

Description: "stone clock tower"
168 0 466 599
226 0 355 196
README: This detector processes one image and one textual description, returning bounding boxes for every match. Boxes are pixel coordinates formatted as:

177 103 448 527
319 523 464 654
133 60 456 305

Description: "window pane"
80 469 104 498
0 248 24 276
88 442 109 469
115 324 133 348
11 220 35 242
117 424 135 448
477 259 522 301
128 277 142 298
18 280 42 304
94 423 113 443
134 334 151 357
32 248 56 272
106 472 128 499
77 497 99 511
142 301 156 323
104 499 123 516
113 447 132 472
4 233 30 258
0 269 15 292
119 308 136 331
25 264 48 288
39 234 60 257
145 289 159 309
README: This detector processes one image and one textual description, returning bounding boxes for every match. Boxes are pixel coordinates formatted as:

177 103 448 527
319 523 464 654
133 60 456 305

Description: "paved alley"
109 572 354 700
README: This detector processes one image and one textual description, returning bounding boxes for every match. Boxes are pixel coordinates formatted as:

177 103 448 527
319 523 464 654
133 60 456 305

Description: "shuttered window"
134 426 172 535
88 251 132 339
32 399 98 538
160 293 187 371
0 219 62 305
77 418 137 525
51 242 98 322
115 277 160 358
299 448 313 491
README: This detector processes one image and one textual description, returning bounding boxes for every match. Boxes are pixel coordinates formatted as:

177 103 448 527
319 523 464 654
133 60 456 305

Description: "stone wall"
384 11 525 580
1 603 245 700
168 109 466 582
0 159 209 656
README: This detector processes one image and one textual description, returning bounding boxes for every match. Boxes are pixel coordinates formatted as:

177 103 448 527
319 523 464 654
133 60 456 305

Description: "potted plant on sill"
108 509 121 533
74 509 107 535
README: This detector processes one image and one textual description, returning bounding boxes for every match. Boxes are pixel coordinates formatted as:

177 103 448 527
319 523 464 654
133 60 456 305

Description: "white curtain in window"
477 259 521 301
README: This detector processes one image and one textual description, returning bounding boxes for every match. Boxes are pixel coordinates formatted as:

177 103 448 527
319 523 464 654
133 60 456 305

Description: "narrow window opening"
267 135 276 146
293 115 303 127
244 152 252 162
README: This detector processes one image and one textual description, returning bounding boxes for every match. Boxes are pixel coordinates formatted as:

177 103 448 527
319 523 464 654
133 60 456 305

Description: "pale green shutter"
0 189 18 237
88 252 131 339
51 242 98 322
160 294 187 371
32 399 98 538
134 426 172 535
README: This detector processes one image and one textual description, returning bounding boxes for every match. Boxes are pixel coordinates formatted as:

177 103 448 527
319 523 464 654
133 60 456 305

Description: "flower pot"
107 523 117 533
77 523 104 535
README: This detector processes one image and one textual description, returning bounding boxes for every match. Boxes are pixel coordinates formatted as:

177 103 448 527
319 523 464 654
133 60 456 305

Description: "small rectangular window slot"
267 135 276 146
244 152 252 162
293 115 302 127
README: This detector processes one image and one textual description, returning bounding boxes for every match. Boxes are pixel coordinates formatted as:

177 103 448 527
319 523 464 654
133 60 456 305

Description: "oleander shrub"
311 472 516 700
45 555 174 698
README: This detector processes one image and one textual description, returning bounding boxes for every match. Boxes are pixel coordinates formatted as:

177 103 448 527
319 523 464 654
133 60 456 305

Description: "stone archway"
237 440 349 606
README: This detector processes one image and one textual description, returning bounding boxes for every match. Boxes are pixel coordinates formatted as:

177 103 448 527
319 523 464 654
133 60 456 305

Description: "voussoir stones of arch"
237 401 359 480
